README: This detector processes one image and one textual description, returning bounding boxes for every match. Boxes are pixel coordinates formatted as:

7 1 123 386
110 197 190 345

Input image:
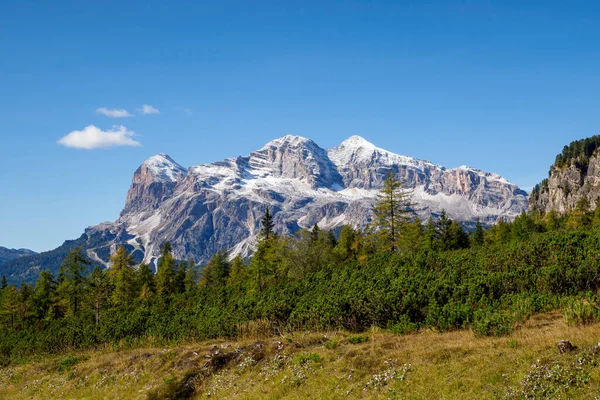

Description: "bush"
347 334 369 344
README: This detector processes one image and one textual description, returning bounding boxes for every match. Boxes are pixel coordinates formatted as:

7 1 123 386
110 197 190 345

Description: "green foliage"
371 171 413 252
7 204 600 366
57 354 88 373
562 297 600 326
553 134 600 171
292 352 322 365
108 246 136 308
156 242 177 297
347 335 369 344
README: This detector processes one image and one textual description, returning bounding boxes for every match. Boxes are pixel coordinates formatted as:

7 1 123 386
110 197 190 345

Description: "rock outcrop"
529 151 600 213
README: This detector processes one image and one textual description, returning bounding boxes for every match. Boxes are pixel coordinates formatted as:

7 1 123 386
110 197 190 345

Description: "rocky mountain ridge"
0 247 37 266
91 135 528 268
1 135 528 281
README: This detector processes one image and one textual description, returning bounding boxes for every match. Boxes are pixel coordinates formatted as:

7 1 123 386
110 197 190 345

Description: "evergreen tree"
397 217 425 253
184 259 197 294
567 197 592 229
472 219 485 246
32 270 56 321
310 224 321 244
137 263 155 295
260 206 275 240
424 216 439 251
335 225 356 261
371 171 412 251
156 242 176 297
199 251 230 290
87 266 111 325
1 285 19 329
1 275 6 290
57 247 90 315
108 246 136 308
227 255 247 288
174 260 187 294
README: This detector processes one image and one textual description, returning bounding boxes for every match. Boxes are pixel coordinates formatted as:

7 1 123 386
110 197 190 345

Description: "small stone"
558 339 577 354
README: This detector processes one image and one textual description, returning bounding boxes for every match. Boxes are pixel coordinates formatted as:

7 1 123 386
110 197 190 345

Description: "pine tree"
472 219 485 246
1 285 19 329
137 263 155 295
227 255 247 288
335 226 356 261
397 217 425 253
371 171 412 251
108 245 136 308
424 216 439 251
87 266 111 325
184 259 197 294
57 247 90 315
1 275 6 290
32 270 56 321
156 242 176 297
260 206 275 240
199 251 230 290
174 260 187 294
310 224 321 244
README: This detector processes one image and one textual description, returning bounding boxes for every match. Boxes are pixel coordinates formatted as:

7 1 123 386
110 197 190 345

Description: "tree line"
2 173 600 364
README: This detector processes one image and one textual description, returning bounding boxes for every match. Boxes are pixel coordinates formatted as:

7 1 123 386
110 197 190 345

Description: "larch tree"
108 245 136 308
57 247 90 315
87 266 111 324
156 241 176 297
371 171 413 252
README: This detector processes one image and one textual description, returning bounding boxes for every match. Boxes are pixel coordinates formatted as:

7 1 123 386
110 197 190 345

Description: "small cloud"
96 107 133 118
58 125 141 149
139 104 160 115
183 108 193 116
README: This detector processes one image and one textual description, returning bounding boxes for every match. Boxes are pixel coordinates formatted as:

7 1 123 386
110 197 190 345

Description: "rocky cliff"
530 150 600 213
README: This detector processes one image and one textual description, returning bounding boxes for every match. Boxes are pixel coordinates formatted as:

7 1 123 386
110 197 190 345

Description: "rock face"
82 135 527 268
529 152 600 213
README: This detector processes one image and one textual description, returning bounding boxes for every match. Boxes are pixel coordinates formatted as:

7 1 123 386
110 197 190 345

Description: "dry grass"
2 312 600 399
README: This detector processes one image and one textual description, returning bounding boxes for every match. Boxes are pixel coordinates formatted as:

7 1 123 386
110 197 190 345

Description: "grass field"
2 312 600 399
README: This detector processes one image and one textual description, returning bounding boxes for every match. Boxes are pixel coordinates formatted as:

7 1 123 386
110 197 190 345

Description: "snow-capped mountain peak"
87 134 528 268
143 153 187 183
261 134 314 150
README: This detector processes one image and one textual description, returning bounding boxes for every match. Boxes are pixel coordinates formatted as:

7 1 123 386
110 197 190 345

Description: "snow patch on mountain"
144 153 187 182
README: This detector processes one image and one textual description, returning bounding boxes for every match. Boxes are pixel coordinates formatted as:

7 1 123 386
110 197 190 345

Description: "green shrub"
57 354 88 373
293 353 322 365
472 311 515 337
347 334 369 344
562 298 599 326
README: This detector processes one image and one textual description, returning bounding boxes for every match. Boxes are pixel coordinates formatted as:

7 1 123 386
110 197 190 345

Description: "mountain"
530 135 600 213
0 247 37 265
1 135 527 282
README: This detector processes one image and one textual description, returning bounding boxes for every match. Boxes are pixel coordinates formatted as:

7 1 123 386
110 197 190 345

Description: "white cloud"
58 125 141 149
138 104 160 115
183 108 193 116
96 107 134 118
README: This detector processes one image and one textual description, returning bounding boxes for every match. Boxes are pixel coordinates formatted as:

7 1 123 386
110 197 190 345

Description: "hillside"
0 247 36 265
2 313 599 399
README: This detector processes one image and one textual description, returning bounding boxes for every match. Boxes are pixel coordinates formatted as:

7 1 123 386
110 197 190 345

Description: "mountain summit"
1 135 528 280
100 135 528 268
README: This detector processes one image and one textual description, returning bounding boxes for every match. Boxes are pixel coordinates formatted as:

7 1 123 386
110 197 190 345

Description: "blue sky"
2 0 600 252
